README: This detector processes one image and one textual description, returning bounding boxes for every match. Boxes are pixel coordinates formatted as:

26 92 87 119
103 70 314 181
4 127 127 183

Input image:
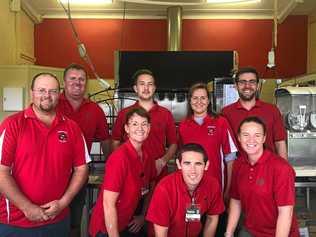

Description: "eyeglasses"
33 88 59 96
236 80 258 86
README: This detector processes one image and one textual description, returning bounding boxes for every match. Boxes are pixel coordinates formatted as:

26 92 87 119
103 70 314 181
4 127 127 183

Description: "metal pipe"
167 6 182 51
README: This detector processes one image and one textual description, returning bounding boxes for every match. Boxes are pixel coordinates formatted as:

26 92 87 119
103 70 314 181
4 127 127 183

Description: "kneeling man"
146 143 224 237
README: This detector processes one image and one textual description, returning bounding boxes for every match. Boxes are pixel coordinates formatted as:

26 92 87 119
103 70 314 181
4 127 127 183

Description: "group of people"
0 64 299 237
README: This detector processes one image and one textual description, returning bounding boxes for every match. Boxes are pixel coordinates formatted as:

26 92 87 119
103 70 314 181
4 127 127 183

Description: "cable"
57 0 112 93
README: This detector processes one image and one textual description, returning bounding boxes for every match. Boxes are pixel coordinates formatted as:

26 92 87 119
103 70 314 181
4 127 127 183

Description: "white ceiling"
21 0 316 23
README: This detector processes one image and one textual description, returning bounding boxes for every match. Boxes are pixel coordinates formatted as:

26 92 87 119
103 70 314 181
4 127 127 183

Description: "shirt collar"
124 139 145 162
240 149 271 166
134 100 159 112
188 114 212 125
24 105 66 125
59 92 90 109
236 99 262 110
176 170 207 195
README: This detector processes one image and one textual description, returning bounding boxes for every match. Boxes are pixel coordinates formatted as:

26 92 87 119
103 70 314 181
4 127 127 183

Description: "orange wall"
35 15 307 79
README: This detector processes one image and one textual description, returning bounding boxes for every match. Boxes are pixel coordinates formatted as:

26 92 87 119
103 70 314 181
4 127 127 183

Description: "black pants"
69 184 87 236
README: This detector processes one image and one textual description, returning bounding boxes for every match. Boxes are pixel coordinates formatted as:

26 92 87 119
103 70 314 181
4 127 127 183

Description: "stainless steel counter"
294 166 316 210
294 166 316 177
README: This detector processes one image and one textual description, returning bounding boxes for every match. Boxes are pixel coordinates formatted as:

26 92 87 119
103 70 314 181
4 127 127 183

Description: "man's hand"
128 215 145 233
41 200 66 220
155 158 167 176
23 203 49 222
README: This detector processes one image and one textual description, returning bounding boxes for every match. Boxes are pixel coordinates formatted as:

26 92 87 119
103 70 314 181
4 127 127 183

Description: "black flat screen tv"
116 51 235 90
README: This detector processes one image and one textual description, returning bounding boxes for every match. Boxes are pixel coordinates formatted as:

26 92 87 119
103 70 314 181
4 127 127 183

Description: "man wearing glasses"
222 67 287 159
0 73 89 237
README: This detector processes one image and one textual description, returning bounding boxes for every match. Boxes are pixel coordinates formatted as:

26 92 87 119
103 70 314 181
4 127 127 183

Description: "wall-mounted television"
115 51 237 90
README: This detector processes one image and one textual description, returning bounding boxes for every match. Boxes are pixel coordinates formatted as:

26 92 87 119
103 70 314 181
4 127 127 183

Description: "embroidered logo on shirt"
57 131 68 143
207 125 216 136
256 178 265 186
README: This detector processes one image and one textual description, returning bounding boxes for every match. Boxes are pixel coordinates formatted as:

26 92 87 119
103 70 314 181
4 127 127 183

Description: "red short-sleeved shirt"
146 171 224 237
89 140 156 237
230 150 299 237
222 99 286 154
112 101 177 177
57 93 110 152
178 115 237 189
0 106 90 227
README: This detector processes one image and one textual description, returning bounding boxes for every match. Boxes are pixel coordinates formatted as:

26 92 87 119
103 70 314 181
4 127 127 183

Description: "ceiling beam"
278 0 303 24
21 0 42 23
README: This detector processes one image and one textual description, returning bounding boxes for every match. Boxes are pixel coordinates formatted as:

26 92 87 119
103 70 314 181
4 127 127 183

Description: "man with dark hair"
111 69 177 235
0 73 89 237
222 67 287 159
112 69 177 177
57 63 111 237
146 143 224 237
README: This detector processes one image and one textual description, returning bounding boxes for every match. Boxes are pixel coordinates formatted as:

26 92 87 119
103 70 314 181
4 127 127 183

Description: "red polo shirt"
146 171 224 237
222 99 286 154
178 115 237 189
0 106 90 227
57 93 110 152
230 150 299 237
112 101 177 177
89 140 156 237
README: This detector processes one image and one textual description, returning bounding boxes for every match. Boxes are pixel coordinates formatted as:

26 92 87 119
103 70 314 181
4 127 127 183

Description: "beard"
138 92 154 101
39 104 54 112
38 98 56 112
238 89 256 101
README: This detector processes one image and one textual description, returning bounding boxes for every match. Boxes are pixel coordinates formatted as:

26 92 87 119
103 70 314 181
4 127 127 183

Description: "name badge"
185 204 201 222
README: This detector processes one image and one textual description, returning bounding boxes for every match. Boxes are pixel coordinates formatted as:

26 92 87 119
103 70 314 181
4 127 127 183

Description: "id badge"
185 204 201 222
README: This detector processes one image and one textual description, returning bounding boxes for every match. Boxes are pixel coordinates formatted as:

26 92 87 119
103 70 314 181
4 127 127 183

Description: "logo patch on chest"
57 131 68 143
256 178 265 186
207 125 216 135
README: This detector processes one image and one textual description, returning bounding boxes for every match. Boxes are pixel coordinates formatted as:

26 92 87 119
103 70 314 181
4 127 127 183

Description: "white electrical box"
3 87 24 111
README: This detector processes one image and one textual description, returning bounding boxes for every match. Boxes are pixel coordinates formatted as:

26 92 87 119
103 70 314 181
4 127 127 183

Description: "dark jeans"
70 185 87 230
238 227 253 237
215 212 228 237
96 232 108 237
0 216 70 237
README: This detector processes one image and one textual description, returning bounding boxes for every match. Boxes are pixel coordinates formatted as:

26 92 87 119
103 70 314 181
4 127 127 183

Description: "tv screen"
116 51 235 90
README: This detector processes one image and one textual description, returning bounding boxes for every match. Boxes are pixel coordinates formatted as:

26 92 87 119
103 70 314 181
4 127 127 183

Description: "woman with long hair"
179 83 237 201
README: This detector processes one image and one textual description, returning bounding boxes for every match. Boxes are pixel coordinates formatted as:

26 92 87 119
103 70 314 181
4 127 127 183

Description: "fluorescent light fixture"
206 0 260 3
59 0 112 4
